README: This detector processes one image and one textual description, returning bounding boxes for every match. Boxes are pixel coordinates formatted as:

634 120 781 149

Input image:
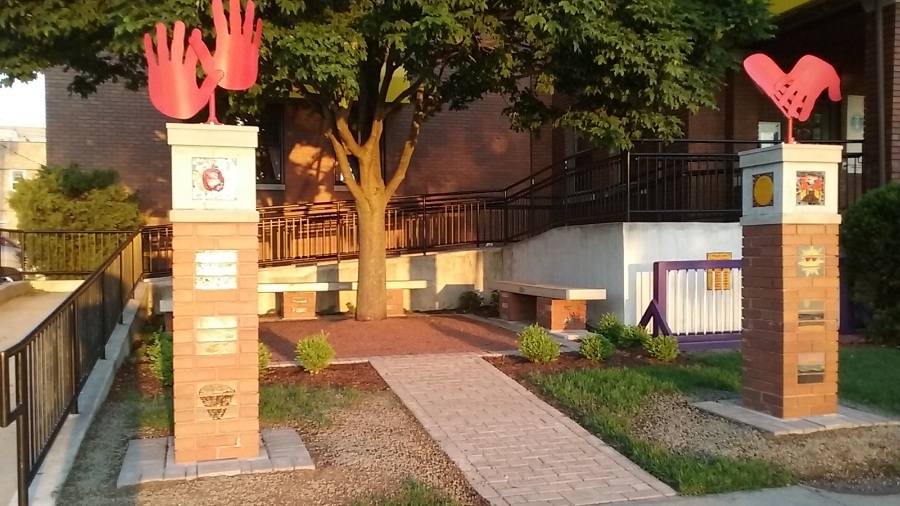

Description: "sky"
0 74 46 128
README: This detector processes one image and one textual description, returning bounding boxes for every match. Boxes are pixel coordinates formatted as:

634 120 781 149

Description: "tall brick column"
739 144 842 419
167 124 261 463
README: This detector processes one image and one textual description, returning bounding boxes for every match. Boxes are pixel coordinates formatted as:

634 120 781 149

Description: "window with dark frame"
256 105 284 186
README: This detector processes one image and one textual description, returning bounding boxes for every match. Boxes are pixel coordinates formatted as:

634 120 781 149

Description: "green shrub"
144 329 173 386
258 343 272 376
579 333 614 362
595 313 642 348
295 332 336 374
458 290 483 311
841 183 900 343
7 164 144 273
643 334 680 363
517 324 560 364
625 324 652 347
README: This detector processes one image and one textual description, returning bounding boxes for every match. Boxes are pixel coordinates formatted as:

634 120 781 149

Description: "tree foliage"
1 0 771 317
8 165 143 273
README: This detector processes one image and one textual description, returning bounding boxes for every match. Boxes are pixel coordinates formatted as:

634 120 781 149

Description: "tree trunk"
355 194 388 321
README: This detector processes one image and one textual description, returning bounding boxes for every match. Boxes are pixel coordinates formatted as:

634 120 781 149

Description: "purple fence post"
652 261 667 336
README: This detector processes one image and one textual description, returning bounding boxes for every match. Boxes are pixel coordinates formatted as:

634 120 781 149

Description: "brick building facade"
46 70 543 224
45 1 900 223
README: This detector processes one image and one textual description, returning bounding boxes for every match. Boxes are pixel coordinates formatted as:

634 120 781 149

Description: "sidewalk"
370 353 675 505
0 290 71 506
635 485 900 506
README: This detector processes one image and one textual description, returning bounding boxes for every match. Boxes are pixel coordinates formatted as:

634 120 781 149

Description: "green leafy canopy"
0 0 772 148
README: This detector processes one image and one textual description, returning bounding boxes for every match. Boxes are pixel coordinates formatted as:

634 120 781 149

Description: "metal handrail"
0 230 143 506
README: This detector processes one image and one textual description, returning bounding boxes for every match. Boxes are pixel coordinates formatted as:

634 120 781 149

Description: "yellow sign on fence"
706 252 732 291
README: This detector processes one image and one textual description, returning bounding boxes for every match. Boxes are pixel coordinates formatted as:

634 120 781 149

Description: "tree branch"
334 106 367 160
386 76 426 116
385 87 424 199
325 129 367 205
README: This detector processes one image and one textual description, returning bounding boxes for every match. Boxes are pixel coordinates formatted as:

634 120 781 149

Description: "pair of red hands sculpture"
143 0 263 123
743 53 842 144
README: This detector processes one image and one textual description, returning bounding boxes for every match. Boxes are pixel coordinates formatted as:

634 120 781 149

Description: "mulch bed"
260 314 519 362
262 363 388 391
486 348 684 381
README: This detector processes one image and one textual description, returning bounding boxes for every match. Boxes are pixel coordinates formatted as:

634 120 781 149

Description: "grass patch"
352 478 459 506
530 364 794 495
260 384 358 427
839 346 900 414
684 348 900 414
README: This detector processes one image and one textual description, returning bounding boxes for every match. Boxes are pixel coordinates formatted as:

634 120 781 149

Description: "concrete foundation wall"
498 222 741 325
257 248 503 314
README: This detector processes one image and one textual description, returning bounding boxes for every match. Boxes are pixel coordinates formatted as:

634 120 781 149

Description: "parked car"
0 236 24 281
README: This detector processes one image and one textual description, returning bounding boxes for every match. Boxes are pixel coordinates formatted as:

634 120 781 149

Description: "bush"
517 324 560 364
458 290 483 311
595 313 642 348
579 333 614 362
258 343 272 376
625 324 652 347
144 328 173 386
841 183 900 343
7 164 144 273
643 334 680 363
295 331 336 374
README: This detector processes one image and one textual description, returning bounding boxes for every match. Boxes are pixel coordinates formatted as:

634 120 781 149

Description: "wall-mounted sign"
706 252 733 291
195 249 238 290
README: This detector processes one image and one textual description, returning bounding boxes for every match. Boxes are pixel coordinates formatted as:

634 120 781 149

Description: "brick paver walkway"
370 353 676 505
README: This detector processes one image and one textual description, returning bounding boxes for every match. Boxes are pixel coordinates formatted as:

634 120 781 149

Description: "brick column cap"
167 123 259 148
741 214 842 226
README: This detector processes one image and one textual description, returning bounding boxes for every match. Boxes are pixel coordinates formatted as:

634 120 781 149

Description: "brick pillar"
167 124 261 463
499 291 537 322
739 144 842 419
536 298 587 331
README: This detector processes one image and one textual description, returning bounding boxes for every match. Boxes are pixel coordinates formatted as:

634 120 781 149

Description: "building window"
11 170 24 190
257 105 284 186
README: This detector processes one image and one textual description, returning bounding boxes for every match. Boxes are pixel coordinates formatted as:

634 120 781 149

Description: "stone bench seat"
257 279 428 292
490 280 607 331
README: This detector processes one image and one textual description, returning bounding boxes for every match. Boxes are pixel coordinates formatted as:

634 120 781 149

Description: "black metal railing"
0 229 134 278
0 230 142 506
141 139 869 276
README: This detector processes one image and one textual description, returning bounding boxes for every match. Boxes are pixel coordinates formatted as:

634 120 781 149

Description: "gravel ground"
57 391 486 506
631 392 900 494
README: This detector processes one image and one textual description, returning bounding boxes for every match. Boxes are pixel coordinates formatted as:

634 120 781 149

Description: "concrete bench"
260 280 428 320
158 279 427 329
490 280 607 331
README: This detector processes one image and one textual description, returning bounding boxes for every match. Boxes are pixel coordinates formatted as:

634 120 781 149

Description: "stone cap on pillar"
167 123 259 212
739 143 843 226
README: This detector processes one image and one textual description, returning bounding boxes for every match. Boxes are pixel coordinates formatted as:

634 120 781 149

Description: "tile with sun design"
796 171 825 206
797 246 825 277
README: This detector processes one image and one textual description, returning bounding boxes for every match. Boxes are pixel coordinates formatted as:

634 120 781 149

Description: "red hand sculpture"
144 21 223 120
189 0 263 91
743 53 841 143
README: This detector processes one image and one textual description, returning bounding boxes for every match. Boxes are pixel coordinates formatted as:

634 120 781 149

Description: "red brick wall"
864 2 900 188
47 73 534 215
384 94 533 196
45 68 172 223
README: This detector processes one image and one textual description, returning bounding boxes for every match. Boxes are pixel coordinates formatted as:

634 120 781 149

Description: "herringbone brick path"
370 353 676 505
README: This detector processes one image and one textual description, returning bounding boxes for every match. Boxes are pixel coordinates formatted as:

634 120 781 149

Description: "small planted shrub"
595 313 637 348
458 290 483 311
144 328 173 386
258 343 272 377
295 331 336 374
624 324 652 347
517 324 560 364
579 333 614 362
643 334 680 363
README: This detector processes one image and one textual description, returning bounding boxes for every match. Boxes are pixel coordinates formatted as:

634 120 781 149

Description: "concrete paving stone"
162 464 187 481
249 459 274 474
269 456 296 472
185 465 198 481
140 465 165 483
115 470 140 488
522 492 565 502
196 459 241 478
